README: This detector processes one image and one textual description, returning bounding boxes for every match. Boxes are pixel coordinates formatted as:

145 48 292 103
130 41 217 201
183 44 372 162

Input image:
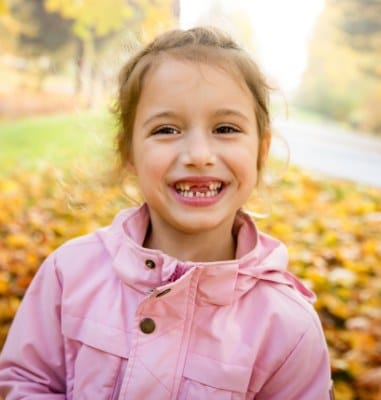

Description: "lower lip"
172 187 226 207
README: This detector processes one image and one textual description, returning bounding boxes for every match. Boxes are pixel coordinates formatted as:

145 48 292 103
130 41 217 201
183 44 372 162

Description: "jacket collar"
98 204 315 306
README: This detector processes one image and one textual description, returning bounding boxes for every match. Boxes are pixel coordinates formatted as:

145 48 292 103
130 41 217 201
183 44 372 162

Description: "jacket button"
140 318 155 334
156 288 171 297
145 259 156 269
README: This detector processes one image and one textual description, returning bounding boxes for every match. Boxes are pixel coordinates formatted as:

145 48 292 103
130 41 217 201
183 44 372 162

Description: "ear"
126 159 137 175
124 147 137 175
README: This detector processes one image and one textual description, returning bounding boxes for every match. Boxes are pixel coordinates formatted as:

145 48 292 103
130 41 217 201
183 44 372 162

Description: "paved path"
273 119 381 188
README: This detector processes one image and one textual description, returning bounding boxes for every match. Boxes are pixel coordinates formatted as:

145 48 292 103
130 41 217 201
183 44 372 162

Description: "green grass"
0 111 115 174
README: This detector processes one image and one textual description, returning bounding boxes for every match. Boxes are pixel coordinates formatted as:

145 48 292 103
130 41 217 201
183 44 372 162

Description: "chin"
173 217 228 235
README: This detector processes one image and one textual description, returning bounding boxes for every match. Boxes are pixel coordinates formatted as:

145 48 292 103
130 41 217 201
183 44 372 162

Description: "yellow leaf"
6 233 30 248
0 179 19 194
333 380 355 400
322 231 338 246
0 274 9 295
0 0 7 15
362 239 378 255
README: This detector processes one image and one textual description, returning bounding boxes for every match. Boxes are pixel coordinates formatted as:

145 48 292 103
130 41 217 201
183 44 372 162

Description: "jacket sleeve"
0 253 66 398
256 322 332 400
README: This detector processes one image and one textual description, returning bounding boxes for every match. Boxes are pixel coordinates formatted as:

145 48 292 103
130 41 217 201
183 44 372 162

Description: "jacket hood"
97 204 316 305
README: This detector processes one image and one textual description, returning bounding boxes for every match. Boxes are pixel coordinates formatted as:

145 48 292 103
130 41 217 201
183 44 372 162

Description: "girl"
0 27 333 399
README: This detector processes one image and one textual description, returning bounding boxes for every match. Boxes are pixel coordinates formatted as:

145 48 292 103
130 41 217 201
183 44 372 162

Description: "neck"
144 221 236 263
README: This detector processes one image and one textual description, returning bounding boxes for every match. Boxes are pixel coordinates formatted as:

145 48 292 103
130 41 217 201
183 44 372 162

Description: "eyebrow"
212 108 251 122
142 111 177 127
142 108 251 127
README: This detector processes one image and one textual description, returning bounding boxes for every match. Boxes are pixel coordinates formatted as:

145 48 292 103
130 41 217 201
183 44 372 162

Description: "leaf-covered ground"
0 166 380 399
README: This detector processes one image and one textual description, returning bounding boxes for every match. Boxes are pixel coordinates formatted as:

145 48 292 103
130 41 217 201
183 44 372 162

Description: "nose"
181 129 216 168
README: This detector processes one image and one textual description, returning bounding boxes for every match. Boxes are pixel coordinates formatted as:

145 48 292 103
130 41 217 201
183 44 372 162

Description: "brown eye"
152 126 180 135
214 125 240 134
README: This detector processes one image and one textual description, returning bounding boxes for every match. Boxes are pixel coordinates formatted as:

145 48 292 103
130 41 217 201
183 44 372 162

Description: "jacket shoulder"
48 224 121 286
52 207 135 267
253 278 324 336
56 229 109 261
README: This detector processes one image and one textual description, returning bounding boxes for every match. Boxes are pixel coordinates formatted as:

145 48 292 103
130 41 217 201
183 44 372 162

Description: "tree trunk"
75 37 85 95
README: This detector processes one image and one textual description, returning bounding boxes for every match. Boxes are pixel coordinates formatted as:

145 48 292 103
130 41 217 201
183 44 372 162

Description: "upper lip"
172 176 225 186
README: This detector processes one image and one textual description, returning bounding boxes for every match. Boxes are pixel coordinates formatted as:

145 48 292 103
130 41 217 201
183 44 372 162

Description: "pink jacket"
0 205 331 399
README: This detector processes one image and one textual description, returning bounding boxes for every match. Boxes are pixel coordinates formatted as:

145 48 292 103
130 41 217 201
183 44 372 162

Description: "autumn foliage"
0 166 380 399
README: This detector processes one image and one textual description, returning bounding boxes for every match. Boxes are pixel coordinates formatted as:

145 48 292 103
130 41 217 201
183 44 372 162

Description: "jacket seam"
136 354 172 392
63 313 132 334
189 351 251 369
261 325 311 387
268 282 320 330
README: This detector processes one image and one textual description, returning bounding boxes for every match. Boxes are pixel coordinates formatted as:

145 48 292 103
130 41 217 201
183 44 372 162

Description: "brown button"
140 318 155 334
145 259 156 269
156 288 171 298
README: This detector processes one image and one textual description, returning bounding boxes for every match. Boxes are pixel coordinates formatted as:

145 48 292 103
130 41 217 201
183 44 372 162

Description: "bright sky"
180 0 325 94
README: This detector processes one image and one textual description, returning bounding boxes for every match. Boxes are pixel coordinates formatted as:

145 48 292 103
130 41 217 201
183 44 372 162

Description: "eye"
152 126 180 135
214 125 241 134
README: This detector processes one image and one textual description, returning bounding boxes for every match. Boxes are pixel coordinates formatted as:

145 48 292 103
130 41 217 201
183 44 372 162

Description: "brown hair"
114 26 272 180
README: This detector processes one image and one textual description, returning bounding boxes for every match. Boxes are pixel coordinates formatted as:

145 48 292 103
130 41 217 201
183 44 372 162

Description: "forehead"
141 56 253 102
132 56 258 133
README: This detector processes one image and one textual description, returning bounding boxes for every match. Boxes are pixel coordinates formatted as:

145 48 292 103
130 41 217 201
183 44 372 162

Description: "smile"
174 181 223 198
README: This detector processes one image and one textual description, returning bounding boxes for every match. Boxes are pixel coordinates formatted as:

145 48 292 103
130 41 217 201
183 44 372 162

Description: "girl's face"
131 57 266 238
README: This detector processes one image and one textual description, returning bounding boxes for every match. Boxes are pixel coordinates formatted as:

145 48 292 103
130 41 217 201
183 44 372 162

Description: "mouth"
174 180 224 198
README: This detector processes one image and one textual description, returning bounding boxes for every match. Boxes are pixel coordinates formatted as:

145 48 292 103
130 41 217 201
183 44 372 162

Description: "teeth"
175 183 190 191
175 181 223 199
178 190 219 198
209 182 222 190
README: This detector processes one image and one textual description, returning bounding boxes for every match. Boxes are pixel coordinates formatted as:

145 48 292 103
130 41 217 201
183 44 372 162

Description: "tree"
295 0 381 134
340 0 381 79
1 0 75 90
0 1 21 52
44 0 134 39
1 0 179 103
14 0 73 58
44 0 179 101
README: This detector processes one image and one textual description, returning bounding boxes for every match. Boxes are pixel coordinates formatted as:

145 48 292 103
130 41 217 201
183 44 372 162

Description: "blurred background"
0 1 381 399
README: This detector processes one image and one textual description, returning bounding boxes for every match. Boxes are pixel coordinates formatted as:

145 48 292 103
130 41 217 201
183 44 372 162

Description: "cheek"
133 145 171 187
134 161 160 203
228 145 259 183
135 159 158 184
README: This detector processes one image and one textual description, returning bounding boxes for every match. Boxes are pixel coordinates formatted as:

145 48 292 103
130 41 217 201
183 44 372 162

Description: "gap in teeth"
175 182 222 191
